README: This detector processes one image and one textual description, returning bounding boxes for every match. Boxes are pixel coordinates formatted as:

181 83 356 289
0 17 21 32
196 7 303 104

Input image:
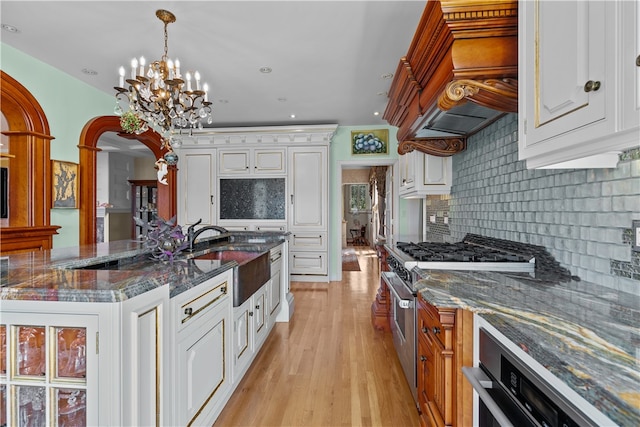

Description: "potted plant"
134 215 188 263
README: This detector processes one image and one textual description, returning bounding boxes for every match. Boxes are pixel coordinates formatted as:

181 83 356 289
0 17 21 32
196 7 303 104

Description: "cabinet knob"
184 307 193 316
420 355 427 362
421 327 428 334
583 80 601 92
432 327 441 335
255 304 260 310
636 55 640 67
249 311 254 317
221 286 227 294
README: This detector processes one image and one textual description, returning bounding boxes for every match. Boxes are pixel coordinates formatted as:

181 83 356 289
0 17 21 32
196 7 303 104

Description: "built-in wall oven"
463 320 614 427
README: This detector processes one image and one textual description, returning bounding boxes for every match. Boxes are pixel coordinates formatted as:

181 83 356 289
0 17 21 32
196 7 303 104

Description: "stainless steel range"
382 234 538 409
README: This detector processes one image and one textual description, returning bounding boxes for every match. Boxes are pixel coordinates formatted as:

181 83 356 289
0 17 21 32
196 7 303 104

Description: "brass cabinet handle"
432 327 441 335
584 80 601 92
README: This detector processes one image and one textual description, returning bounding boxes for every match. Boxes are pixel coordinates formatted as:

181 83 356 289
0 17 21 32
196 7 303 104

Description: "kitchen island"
0 231 289 426
414 267 639 426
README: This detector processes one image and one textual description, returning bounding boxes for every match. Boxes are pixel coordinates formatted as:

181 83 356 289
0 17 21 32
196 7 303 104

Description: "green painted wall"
1 43 114 248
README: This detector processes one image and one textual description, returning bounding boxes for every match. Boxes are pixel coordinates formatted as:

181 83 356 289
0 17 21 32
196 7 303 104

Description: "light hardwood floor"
214 247 420 427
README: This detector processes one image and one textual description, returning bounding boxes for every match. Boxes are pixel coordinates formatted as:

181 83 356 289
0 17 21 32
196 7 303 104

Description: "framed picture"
52 160 79 208
351 129 389 155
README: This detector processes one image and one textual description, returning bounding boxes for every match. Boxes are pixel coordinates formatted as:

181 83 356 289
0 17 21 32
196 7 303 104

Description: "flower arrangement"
134 215 188 263
120 111 145 134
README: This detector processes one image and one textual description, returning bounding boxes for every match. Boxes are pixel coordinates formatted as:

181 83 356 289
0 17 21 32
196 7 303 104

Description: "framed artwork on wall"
52 160 79 208
351 129 389 155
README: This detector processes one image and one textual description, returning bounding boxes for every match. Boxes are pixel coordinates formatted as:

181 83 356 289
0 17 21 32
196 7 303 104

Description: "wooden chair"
352 224 367 245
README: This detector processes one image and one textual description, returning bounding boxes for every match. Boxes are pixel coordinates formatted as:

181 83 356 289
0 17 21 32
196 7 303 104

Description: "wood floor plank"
214 248 420 427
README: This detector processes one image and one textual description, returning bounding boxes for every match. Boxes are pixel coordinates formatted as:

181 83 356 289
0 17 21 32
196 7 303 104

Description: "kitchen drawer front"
174 271 232 332
289 232 327 251
290 251 327 275
418 295 446 348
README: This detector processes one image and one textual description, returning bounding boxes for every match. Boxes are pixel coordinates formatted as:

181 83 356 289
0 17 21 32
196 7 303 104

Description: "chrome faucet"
186 219 229 251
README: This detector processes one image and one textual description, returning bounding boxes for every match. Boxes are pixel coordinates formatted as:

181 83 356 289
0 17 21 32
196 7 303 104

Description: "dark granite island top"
413 268 639 427
0 232 287 302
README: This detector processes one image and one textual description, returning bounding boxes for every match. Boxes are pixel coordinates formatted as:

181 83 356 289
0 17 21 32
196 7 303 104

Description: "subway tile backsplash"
425 113 640 293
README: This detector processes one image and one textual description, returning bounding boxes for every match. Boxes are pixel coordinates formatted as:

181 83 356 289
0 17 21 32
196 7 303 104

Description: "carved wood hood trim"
383 0 518 157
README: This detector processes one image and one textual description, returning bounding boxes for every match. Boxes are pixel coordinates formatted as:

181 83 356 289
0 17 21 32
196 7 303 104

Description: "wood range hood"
384 0 518 157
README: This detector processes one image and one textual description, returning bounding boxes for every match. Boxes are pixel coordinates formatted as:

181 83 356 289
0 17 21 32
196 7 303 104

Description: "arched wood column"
78 116 177 245
0 71 60 254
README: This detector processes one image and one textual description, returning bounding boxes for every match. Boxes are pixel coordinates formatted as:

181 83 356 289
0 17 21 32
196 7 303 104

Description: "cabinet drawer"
290 251 327 275
418 295 445 347
174 274 231 331
290 232 327 251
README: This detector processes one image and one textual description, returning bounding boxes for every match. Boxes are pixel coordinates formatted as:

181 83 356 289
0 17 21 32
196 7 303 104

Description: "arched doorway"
0 70 60 253
78 116 177 245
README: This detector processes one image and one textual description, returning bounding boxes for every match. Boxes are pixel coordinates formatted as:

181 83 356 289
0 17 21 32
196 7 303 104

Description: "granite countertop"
413 268 640 426
0 232 287 302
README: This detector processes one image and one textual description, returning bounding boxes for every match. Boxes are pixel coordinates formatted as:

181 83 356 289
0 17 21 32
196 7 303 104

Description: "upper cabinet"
218 148 286 176
518 0 640 169
399 151 452 198
384 0 518 157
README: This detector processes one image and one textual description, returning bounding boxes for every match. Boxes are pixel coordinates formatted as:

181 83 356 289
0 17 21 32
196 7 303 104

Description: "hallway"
213 247 420 427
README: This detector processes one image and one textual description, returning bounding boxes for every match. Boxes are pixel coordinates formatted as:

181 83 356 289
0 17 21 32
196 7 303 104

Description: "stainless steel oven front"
463 323 609 427
381 271 417 405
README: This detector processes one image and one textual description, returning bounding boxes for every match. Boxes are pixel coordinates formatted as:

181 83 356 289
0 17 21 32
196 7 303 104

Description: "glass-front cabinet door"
0 313 99 426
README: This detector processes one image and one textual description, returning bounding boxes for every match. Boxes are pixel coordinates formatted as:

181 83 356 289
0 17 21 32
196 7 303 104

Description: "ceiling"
1 1 425 130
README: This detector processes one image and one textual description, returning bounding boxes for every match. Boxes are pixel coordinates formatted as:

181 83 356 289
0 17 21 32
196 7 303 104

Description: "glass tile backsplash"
219 178 286 220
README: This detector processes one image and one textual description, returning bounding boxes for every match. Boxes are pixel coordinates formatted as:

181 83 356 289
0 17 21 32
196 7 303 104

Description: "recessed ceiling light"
381 73 394 80
373 111 380 116
259 66 272 74
290 114 296 119
1 24 20 33
82 68 98 76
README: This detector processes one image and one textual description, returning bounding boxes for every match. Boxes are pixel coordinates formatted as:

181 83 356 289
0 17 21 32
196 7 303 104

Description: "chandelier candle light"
114 9 213 169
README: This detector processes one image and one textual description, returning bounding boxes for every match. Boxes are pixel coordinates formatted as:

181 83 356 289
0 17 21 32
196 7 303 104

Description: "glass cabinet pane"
1 384 6 427
56 328 86 379
55 388 86 426
16 327 45 377
15 385 45 427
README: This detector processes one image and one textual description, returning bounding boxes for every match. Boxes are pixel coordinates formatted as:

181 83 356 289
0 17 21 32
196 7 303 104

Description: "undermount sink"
194 250 270 307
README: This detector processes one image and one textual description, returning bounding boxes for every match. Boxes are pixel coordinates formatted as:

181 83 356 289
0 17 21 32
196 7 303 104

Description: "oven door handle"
462 367 515 427
381 272 414 309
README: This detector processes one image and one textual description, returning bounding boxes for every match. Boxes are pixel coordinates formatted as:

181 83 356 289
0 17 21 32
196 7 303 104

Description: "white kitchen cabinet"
288 146 329 281
0 285 170 426
252 285 268 350
621 0 640 133
232 297 254 382
218 148 286 176
399 150 452 198
178 149 216 226
268 246 283 326
290 252 328 276
518 0 639 169
170 269 232 427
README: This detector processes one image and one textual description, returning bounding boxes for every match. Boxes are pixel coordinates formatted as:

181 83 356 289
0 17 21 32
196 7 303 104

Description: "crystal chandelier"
114 9 213 166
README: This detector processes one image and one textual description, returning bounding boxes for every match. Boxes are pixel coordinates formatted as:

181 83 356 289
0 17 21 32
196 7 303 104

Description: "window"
350 184 368 212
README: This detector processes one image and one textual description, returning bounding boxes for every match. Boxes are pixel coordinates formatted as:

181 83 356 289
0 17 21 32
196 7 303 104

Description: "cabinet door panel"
181 152 215 226
219 151 249 174
254 149 286 174
177 315 226 424
290 252 327 275
621 0 640 131
525 0 606 143
289 148 327 229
